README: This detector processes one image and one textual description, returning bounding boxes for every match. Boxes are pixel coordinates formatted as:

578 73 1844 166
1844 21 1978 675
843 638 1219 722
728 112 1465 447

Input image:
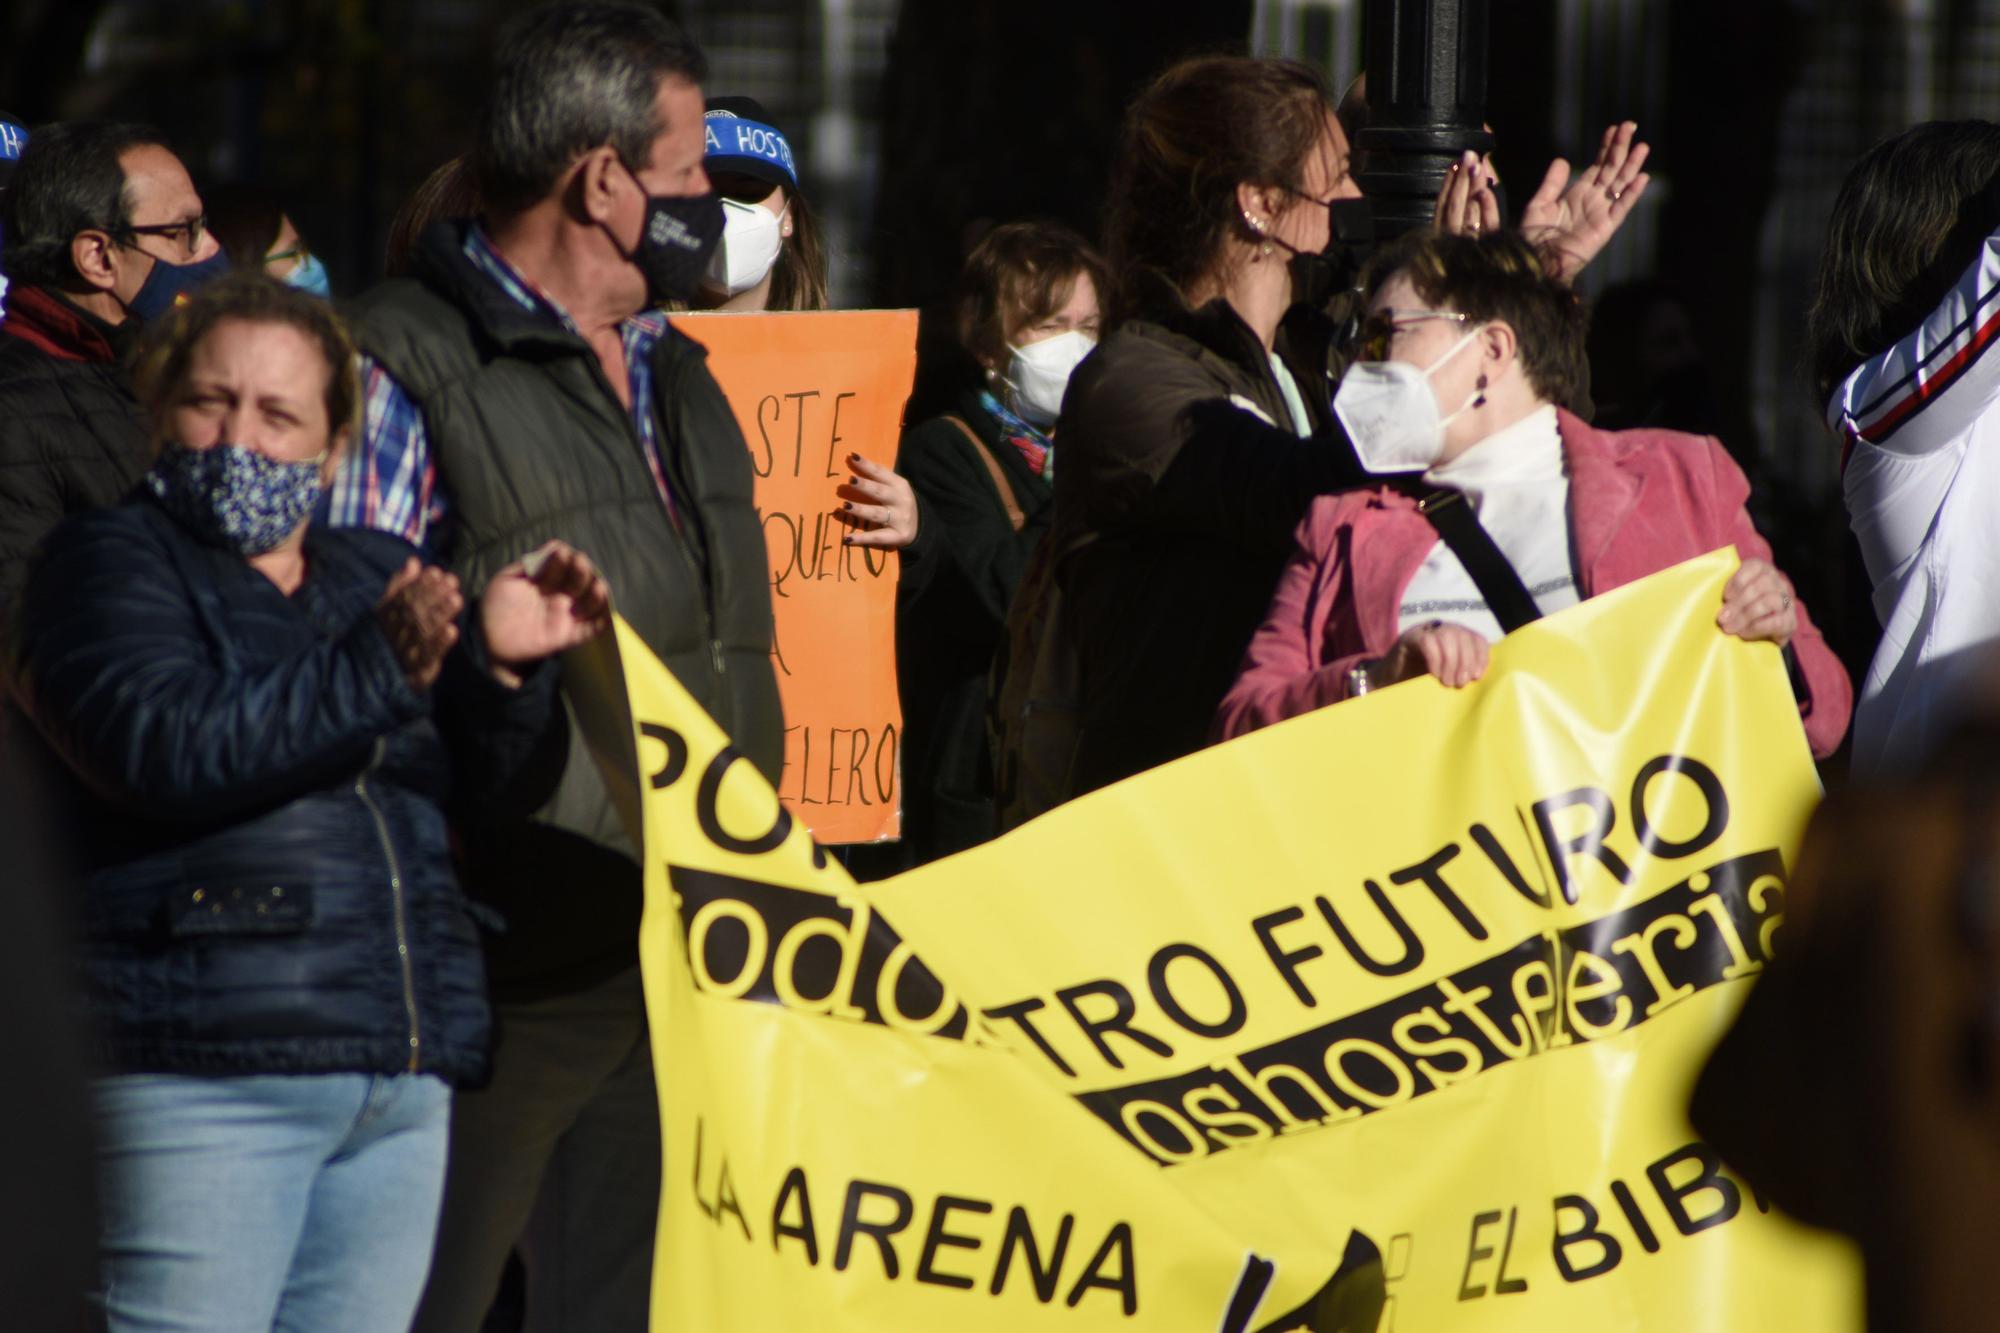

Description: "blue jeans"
90 1071 452 1333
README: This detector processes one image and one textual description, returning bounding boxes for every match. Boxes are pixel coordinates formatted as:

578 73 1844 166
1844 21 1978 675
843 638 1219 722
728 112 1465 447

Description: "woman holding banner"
1214 230 1851 758
9 274 611 1330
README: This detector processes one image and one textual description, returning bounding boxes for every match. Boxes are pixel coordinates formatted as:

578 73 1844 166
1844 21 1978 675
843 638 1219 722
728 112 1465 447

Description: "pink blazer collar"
1348 407 1643 630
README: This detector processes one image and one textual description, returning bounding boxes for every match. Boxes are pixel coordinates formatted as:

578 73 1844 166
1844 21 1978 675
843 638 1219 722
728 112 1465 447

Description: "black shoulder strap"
1394 481 1544 634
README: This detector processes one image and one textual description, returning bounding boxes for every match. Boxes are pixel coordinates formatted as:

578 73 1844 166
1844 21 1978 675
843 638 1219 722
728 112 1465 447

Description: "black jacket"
894 394 1053 865
0 285 149 604
1040 294 1364 798
348 223 783 996
10 499 557 1085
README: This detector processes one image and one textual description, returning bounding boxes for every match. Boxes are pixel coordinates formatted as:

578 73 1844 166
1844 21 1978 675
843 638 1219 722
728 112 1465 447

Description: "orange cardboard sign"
669 310 917 844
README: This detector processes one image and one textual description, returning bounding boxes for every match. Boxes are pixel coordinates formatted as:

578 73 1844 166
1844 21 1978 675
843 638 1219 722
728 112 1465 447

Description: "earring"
1473 373 1488 409
1260 240 1274 257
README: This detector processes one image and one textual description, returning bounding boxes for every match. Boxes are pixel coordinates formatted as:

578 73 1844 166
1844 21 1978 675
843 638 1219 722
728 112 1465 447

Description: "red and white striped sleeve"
1830 227 2000 457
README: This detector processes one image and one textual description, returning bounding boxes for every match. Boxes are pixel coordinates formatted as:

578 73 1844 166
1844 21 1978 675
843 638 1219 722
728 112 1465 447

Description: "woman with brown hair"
892 221 1104 865
998 54 1372 812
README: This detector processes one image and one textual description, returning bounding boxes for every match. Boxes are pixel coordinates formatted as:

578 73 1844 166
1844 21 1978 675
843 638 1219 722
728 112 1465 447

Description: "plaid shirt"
325 226 676 551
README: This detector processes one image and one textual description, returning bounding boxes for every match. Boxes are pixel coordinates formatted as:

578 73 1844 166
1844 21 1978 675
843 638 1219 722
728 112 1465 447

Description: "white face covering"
1001 330 1095 428
703 198 787 296
1333 325 1488 473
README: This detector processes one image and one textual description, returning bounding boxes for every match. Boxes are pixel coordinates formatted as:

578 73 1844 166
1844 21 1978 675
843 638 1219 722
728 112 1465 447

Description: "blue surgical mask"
126 251 230 322
147 442 326 555
283 252 331 299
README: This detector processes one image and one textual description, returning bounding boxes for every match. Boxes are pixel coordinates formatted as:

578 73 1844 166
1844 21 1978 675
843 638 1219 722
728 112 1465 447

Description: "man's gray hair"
475 2 707 215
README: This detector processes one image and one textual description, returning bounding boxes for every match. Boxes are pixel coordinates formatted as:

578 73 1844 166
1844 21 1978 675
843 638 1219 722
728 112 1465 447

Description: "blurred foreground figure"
0 750 95 1329
1693 706 2000 1329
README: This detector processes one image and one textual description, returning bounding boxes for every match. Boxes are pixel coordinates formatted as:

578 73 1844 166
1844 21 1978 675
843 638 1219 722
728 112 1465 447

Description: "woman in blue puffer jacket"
9 273 613 1332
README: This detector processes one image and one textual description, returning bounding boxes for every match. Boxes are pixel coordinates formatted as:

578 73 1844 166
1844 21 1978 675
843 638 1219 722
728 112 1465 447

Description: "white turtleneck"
1396 403 1580 642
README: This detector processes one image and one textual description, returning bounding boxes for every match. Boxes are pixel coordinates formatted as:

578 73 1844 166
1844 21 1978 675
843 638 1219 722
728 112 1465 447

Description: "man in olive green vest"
329 5 781 1328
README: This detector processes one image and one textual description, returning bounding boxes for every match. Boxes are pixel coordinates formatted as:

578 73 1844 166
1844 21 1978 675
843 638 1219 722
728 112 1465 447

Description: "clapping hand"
479 541 613 688
836 453 920 550
377 558 464 692
1520 120 1652 283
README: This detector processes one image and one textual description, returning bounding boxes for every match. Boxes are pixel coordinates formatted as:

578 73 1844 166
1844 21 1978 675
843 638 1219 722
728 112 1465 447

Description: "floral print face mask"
146 442 326 556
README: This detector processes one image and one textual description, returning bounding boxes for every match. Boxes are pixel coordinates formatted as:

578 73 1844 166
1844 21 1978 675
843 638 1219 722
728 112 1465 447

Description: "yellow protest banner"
594 548 1862 1330
670 309 918 845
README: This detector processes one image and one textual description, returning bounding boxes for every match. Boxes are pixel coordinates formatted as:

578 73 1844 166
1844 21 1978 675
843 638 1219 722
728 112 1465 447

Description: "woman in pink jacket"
1216 229 1851 757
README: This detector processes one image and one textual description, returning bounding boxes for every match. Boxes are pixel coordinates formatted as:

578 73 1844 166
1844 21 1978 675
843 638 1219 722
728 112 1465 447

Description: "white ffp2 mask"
703 198 787 297
1332 326 1487 473
1002 330 1095 429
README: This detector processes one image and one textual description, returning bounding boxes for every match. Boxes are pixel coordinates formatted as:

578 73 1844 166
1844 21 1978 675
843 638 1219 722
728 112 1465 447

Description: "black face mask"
1280 195 1376 314
614 157 725 307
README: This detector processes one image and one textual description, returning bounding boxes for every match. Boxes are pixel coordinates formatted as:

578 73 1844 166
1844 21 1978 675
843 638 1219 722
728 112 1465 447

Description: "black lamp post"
1352 0 1495 240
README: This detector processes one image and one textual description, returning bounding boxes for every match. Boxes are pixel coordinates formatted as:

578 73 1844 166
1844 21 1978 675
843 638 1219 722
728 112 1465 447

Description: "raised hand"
479 541 614 688
1519 120 1652 283
1433 151 1503 239
377 557 463 691
836 453 920 550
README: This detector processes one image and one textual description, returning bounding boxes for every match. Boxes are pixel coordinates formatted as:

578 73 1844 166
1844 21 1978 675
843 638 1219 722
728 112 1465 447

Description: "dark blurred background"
5 0 1994 694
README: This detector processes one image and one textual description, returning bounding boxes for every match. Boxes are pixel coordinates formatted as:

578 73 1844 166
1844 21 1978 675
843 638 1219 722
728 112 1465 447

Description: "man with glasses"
0 121 226 599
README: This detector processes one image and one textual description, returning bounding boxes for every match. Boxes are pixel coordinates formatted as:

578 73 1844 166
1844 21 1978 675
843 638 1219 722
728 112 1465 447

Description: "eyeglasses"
118 214 208 261
1354 308 1469 362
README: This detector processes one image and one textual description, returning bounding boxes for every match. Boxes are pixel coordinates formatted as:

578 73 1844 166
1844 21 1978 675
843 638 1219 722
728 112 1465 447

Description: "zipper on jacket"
356 736 422 1073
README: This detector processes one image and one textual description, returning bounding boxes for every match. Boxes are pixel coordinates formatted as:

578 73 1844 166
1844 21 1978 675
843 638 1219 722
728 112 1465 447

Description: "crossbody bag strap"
1395 481 1544 634
944 415 1027 533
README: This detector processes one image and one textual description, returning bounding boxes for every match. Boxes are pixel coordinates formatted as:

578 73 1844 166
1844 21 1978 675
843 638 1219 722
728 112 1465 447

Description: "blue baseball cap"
702 96 798 191
0 112 26 190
